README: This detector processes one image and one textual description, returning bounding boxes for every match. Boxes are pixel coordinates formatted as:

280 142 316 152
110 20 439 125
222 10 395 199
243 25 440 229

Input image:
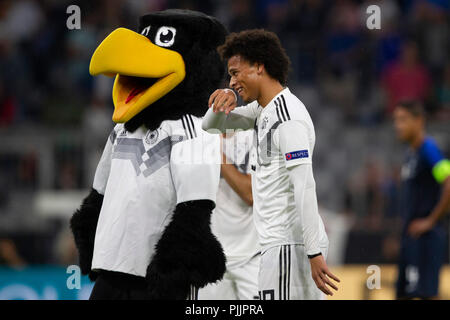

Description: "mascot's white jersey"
91 115 221 277
212 130 259 269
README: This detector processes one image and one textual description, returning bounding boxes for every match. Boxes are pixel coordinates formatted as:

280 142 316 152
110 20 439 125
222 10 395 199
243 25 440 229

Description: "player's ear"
256 63 264 75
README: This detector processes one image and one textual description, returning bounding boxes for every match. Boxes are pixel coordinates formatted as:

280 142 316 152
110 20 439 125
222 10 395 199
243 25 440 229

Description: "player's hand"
408 217 434 238
208 89 237 114
309 254 340 296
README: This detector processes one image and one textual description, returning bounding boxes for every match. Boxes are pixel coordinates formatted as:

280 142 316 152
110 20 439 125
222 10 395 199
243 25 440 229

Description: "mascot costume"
70 9 228 300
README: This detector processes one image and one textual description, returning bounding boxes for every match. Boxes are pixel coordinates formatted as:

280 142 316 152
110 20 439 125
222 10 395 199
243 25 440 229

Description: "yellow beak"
89 28 186 123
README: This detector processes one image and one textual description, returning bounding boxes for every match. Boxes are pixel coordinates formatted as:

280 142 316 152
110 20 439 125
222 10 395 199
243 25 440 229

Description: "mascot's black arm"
70 188 103 281
146 199 226 299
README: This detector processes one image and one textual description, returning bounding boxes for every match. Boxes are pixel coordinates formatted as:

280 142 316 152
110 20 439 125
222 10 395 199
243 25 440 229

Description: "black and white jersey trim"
274 95 290 123
279 245 291 300
109 128 117 144
280 95 291 120
188 285 199 300
181 115 197 140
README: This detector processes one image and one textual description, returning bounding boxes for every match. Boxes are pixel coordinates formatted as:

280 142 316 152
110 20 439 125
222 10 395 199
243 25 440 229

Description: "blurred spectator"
0 0 44 44
0 77 17 126
381 233 400 263
434 61 450 120
82 97 113 183
361 160 384 231
18 151 38 190
53 227 78 266
319 0 363 122
381 164 402 222
323 0 362 75
264 0 289 35
0 178 9 209
167 0 215 15
0 238 26 268
381 40 431 114
227 0 259 32
368 0 403 75
410 0 450 77
345 159 385 231
285 0 328 83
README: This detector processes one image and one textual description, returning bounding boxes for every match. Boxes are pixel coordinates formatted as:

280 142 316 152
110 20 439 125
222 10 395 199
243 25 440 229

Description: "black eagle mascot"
70 9 228 300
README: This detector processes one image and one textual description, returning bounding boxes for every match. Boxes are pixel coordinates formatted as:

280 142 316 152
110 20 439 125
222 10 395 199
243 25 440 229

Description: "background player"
198 129 260 300
202 29 340 299
393 101 450 299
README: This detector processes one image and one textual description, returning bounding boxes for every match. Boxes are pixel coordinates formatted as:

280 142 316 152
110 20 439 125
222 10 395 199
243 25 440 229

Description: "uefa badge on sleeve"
285 150 308 161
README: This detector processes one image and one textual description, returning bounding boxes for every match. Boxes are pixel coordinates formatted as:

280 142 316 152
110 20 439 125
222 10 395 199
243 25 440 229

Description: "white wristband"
223 88 237 103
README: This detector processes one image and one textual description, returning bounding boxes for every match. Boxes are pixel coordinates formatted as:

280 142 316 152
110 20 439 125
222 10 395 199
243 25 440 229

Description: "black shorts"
396 226 445 299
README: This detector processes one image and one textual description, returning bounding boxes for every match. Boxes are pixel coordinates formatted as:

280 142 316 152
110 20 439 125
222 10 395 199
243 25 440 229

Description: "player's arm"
428 174 450 221
202 89 256 133
278 121 340 295
220 151 253 206
287 165 339 295
409 156 450 238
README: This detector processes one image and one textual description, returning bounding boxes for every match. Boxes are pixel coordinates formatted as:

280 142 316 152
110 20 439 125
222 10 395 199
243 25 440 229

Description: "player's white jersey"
249 88 328 254
91 115 221 277
211 130 260 269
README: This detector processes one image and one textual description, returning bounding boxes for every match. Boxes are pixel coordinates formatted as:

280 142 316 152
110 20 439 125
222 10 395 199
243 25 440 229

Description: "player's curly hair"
218 29 291 86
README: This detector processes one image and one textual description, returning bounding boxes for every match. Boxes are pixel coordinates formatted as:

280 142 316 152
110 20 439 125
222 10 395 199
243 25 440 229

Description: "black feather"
70 188 103 281
145 199 226 300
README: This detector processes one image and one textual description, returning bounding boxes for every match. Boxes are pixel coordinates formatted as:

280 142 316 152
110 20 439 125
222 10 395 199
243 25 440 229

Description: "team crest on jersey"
145 129 159 145
401 156 417 180
261 116 269 130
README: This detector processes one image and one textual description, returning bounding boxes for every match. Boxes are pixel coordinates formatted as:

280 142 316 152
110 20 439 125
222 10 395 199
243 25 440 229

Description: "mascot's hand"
145 200 226 299
70 188 103 281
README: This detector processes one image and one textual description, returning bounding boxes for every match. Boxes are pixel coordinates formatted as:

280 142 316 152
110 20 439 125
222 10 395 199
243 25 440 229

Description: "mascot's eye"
155 26 176 47
141 26 151 37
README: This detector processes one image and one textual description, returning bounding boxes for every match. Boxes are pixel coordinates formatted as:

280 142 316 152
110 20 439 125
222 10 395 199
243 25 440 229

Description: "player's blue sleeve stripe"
421 137 444 167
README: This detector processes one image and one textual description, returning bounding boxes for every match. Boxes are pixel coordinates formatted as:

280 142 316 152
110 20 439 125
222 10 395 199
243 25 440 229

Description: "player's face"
393 107 421 142
227 55 261 103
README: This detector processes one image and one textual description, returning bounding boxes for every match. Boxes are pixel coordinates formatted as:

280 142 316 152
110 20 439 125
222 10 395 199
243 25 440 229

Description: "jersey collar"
259 87 290 114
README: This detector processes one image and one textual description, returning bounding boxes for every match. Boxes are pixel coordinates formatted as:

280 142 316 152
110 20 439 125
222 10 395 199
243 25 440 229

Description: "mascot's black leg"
70 188 103 281
145 200 226 300
89 271 149 300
